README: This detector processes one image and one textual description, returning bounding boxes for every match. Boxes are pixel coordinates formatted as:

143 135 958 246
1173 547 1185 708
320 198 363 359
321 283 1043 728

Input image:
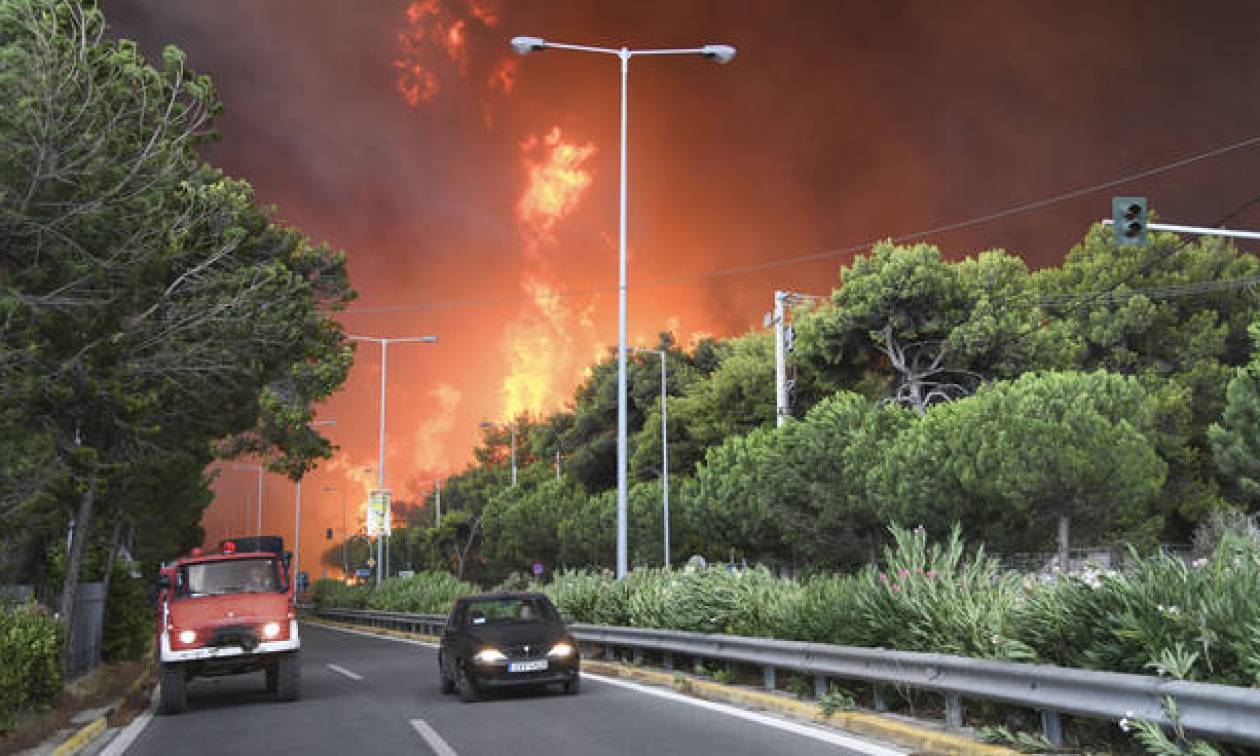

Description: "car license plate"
508 660 548 673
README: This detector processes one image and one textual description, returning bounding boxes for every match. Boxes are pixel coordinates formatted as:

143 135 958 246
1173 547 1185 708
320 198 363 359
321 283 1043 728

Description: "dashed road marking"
327 663 364 680
410 718 459 756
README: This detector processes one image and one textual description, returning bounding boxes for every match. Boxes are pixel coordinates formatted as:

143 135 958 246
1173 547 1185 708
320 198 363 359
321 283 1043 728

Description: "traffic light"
1113 196 1148 246
325 527 333 540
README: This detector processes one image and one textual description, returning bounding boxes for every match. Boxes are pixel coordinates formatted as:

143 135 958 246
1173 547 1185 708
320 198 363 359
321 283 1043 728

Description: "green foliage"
817 684 857 716
977 725 1058 753
1209 322 1260 507
1123 696 1223 756
1015 536 1260 686
102 573 152 662
312 578 370 610
365 572 476 614
0 602 63 733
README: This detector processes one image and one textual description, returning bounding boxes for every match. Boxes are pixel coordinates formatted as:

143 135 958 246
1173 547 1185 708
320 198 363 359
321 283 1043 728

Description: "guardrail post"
604 644 615 661
814 675 827 699
662 652 674 670
1040 710 1063 748
873 685 887 712
633 649 644 666
945 693 963 728
763 665 776 691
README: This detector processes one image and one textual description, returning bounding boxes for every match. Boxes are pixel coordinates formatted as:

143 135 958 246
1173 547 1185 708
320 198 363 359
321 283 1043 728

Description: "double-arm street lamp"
348 334 438 586
510 35 735 578
292 418 336 587
479 421 517 486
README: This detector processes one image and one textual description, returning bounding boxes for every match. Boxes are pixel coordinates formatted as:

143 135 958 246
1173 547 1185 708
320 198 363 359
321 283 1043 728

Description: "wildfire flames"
501 127 601 419
393 0 510 107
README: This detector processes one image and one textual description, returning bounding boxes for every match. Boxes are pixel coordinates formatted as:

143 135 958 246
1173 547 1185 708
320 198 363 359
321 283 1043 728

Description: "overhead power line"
343 131 1260 316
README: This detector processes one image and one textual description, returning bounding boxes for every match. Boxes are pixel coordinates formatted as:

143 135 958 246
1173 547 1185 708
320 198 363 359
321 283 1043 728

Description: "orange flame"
487 58 519 95
501 127 601 418
465 0 499 26
516 127 597 245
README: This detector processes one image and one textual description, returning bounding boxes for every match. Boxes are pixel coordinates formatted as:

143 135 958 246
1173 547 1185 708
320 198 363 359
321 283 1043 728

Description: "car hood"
463 622 567 647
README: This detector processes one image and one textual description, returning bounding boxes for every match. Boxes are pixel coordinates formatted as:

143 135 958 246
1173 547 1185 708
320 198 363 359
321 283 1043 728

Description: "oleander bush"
312 578 370 610
366 572 476 615
0 602 63 733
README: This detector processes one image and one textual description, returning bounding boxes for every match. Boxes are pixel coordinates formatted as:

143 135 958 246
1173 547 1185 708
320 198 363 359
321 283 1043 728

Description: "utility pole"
435 479 442 528
773 291 789 428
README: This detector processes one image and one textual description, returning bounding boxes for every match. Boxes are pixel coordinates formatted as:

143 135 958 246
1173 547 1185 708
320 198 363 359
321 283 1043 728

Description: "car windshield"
464 597 555 626
181 558 279 597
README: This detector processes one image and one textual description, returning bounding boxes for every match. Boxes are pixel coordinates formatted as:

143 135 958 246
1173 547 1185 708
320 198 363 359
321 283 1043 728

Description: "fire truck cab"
155 536 300 714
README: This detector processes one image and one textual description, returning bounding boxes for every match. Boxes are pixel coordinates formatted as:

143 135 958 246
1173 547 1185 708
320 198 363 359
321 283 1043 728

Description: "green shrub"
0 602 63 733
366 572 476 614
1015 534 1260 686
312 578 370 610
543 570 613 623
102 573 152 662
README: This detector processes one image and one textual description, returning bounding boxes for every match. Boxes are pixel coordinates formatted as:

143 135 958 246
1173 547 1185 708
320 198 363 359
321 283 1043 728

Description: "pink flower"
926 571 938 580
897 568 910 579
891 584 901 593
878 573 888 582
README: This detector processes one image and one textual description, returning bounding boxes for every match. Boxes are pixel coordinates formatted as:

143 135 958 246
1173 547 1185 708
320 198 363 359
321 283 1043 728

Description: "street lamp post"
293 419 336 589
510 36 735 578
322 486 349 577
348 334 438 586
479 421 517 486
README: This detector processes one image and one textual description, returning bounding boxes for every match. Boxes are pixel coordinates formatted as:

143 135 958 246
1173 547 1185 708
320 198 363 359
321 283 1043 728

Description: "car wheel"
563 674 580 695
457 664 480 703
158 662 187 714
275 651 300 702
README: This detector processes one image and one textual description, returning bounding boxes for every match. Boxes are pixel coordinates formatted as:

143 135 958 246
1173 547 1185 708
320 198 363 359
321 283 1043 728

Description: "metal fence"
65 582 106 679
313 607 1260 749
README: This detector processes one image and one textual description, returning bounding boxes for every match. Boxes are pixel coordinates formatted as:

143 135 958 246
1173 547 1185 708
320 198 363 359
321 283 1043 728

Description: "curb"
304 618 1014 756
49 718 105 756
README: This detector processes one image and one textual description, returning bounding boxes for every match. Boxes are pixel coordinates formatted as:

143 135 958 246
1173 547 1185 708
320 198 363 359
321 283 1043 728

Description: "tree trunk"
455 516 482 582
59 469 96 665
1057 514 1070 572
867 530 879 568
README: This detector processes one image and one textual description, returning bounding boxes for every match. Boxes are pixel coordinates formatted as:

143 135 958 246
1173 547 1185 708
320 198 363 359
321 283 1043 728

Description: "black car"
438 592 580 702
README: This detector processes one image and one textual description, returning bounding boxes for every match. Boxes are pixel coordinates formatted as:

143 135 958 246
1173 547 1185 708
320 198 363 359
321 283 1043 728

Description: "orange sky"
105 0 1260 578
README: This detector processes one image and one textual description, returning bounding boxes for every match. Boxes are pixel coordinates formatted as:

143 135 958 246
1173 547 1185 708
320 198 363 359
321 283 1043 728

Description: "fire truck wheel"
275 651 300 702
158 663 187 714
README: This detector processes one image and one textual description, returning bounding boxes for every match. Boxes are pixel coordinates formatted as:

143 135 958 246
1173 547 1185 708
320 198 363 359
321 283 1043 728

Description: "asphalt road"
119 623 905 756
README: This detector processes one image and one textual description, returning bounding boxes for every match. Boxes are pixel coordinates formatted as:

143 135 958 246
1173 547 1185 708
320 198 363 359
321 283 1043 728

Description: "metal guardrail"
311 607 1260 748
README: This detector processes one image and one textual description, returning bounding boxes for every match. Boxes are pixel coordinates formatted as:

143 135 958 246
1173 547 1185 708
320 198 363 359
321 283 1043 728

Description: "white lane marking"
313 622 904 755
327 663 364 680
99 686 158 755
410 719 459 756
586 674 907 756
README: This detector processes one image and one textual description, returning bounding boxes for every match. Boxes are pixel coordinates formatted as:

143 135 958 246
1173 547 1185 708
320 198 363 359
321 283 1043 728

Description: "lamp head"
699 44 736 64
510 36 547 55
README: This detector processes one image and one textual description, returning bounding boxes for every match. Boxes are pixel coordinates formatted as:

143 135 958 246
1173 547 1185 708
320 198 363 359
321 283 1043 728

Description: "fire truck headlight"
262 622 282 639
178 630 197 645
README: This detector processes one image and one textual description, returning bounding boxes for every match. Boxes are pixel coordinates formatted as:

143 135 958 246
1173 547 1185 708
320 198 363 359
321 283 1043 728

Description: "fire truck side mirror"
157 574 170 591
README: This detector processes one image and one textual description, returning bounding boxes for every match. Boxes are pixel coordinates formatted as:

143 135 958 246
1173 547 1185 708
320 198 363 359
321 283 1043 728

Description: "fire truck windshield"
181 558 280 596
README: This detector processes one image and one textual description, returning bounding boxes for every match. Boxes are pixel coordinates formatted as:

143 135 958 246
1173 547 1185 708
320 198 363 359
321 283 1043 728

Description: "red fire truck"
155 536 300 714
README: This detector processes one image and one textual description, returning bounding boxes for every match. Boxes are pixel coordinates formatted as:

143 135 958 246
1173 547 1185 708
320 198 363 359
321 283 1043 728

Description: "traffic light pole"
1102 219 1260 241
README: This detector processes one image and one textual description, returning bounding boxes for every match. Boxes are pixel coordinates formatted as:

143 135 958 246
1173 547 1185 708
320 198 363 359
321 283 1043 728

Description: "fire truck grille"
208 624 260 651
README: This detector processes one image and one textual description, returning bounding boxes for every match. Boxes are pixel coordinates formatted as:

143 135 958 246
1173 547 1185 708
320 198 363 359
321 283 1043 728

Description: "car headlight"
178 629 197 645
262 622 282 639
547 642 574 659
473 647 507 665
